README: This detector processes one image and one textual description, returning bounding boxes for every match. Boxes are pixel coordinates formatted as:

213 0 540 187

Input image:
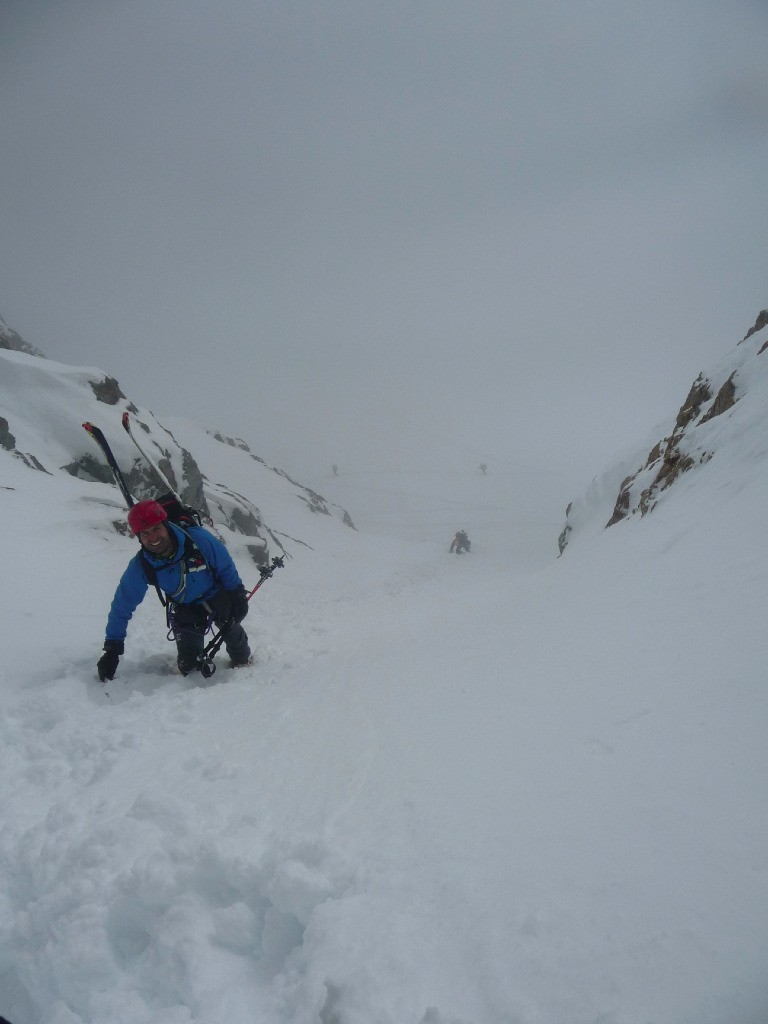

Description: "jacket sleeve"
105 555 150 642
192 528 244 592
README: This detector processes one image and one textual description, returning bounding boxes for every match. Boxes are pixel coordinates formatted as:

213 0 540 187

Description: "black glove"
229 585 249 623
208 587 248 629
97 639 124 682
207 589 232 627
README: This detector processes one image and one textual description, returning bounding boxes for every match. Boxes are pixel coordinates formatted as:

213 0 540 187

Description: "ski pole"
196 556 285 677
244 555 285 600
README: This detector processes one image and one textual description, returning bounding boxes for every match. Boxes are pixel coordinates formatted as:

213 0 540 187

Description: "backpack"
155 491 204 530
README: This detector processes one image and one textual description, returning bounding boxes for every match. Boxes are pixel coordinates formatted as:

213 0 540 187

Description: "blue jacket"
105 523 244 642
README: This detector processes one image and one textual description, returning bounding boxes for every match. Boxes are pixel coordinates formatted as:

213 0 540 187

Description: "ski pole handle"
246 555 285 599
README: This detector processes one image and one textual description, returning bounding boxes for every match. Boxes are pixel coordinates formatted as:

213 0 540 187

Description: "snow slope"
1 338 767 1024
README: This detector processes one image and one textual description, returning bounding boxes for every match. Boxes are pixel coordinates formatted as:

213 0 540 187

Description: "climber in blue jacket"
97 499 251 681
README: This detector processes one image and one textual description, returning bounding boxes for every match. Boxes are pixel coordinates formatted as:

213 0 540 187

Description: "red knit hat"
127 499 168 536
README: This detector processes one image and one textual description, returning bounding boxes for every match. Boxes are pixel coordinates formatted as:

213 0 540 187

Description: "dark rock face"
61 453 114 484
606 478 634 528
204 485 278 564
557 503 572 556
246 541 271 565
0 416 16 451
90 376 126 405
674 375 712 431
10 451 49 473
741 309 768 343
0 316 45 357
1 414 50 472
180 448 207 509
210 431 260 458
700 373 736 424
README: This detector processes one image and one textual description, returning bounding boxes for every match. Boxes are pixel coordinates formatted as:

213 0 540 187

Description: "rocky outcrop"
0 315 45 357
606 361 743 526
0 415 16 451
0 332 357 560
604 367 732 528
700 373 736 424
210 431 356 530
560 308 768 553
210 431 264 462
61 452 114 485
13 452 50 473
90 376 125 405
1 413 50 472
205 485 274 563
180 447 207 512
124 415 293 561
557 503 572 556
741 309 768 344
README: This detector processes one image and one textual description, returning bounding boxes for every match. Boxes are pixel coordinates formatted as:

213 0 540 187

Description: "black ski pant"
171 602 251 671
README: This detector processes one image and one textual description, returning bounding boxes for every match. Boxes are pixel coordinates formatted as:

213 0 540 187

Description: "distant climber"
479 463 487 475
332 464 339 476
450 530 471 554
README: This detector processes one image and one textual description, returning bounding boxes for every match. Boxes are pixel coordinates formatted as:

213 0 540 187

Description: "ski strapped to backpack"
121 411 181 500
82 421 135 509
84 419 207 531
83 420 210 604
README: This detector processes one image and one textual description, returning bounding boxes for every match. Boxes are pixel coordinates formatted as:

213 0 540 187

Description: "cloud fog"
1 0 766 485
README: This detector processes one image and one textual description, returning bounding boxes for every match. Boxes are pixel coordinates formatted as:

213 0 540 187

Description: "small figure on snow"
479 463 487 475
332 464 339 476
96 499 252 682
450 530 471 554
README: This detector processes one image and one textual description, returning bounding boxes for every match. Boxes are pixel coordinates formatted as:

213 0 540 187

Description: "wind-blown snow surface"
1 354 767 1023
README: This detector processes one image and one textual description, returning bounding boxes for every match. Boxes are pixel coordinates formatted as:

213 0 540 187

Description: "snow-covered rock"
559 309 768 552
0 313 46 358
0 345 355 567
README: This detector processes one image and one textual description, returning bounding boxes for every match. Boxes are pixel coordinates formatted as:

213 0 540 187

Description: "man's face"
138 521 171 555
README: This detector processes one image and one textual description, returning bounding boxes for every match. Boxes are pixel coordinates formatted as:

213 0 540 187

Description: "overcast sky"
1 1 767 488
